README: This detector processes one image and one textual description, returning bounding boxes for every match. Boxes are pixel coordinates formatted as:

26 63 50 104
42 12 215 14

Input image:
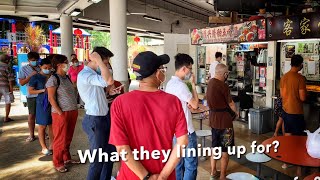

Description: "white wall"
81 0 207 34
266 41 277 108
164 33 195 87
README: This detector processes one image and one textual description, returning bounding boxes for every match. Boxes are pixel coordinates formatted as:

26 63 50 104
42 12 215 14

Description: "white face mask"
184 72 192 80
62 63 70 72
109 69 113 75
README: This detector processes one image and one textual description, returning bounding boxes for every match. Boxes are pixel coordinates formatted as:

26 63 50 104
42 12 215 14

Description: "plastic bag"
305 127 320 159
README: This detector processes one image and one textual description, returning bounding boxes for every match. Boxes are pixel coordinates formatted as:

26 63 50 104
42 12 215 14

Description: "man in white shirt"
165 53 199 180
77 47 115 180
209 52 222 79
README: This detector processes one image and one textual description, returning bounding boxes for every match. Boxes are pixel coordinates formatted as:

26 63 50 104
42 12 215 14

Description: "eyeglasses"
158 66 167 72
186 66 193 71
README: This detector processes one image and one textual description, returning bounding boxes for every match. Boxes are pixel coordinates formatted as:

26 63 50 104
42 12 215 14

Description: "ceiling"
0 0 318 39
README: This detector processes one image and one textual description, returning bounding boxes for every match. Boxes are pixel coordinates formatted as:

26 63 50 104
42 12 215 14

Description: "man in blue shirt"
77 47 115 180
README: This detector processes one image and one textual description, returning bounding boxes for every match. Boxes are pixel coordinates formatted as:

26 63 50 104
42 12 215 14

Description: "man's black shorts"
211 128 234 152
282 111 306 136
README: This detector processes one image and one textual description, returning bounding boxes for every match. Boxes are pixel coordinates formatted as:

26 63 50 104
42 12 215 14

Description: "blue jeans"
174 132 198 180
82 113 116 180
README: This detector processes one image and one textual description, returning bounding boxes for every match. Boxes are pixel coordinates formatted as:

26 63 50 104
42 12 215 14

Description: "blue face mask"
96 67 101 75
74 62 79 66
42 69 51 75
30 61 37 67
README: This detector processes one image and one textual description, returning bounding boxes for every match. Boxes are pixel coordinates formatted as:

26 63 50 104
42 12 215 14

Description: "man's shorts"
27 97 36 115
0 87 12 104
211 128 235 152
282 111 306 136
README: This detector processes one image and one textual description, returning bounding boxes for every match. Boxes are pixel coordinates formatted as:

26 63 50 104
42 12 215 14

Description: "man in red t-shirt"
109 51 188 180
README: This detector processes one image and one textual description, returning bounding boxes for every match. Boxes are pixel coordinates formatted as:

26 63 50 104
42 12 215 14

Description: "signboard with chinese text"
191 19 266 45
267 12 320 40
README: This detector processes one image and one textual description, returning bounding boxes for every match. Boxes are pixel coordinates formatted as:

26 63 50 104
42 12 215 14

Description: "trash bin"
249 108 272 134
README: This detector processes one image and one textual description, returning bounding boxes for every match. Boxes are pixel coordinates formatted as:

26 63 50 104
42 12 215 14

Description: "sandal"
210 171 220 180
42 149 52 156
56 166 67 173
26 136 36 142
4 118 14 123
64 159 81 164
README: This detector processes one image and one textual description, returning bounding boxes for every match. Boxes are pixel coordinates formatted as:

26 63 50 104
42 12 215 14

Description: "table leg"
257 163 261 177
273 172 278 180
200 136 207 161
200 119 203 130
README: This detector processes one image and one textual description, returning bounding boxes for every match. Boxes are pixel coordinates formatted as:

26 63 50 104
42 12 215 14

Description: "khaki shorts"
0 87 13 104
27 97 36 115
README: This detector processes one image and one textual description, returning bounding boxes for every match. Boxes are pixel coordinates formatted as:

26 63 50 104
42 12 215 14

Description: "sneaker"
42 149 52 156
26 136 36 142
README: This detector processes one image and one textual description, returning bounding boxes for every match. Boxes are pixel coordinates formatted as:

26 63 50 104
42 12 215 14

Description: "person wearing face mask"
77 47 115 180
28 58 53 156
207 64 238 180
18 52 41 142
109 51 188 180
165 53 199 180
68 58 84 108
0 54 15 123
46 55 79 173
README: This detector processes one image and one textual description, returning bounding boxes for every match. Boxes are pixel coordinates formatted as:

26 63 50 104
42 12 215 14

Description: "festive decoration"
25 24 45 52
74 28 83 37
134 36 140 43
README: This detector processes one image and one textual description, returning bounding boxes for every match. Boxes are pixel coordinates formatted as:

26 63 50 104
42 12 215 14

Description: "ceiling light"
70 9 81 16
88 0 102 3
240 42 268 45
146 31 162 36
277 39 320 42
143 15 162 22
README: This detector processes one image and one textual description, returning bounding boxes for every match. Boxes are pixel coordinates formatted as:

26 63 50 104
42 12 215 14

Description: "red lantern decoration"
74 28 83 36
134 36 140 43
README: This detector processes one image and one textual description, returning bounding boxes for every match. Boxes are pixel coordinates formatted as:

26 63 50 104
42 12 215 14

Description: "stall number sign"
7 32 16 43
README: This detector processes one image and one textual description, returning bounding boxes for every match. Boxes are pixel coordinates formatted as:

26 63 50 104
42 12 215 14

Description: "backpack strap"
52 73 60 87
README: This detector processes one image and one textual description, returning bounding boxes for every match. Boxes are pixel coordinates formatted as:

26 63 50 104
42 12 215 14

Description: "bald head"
215 64 228 76
214 64 229 82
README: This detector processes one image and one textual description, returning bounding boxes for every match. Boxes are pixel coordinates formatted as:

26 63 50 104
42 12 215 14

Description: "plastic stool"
245 152 271 177
227 172 259 180
196 130 211 161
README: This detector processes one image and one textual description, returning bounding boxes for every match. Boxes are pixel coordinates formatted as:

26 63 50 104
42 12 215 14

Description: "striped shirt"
46 74 78 113
18 64 40 98
0 62 14 87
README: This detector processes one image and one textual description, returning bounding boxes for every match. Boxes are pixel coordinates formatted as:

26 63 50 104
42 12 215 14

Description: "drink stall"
191 19 270 125
267 12 320 131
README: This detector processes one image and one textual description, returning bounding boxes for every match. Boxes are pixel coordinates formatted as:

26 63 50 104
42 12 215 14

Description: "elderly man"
207 64 238 180
0 54 14 123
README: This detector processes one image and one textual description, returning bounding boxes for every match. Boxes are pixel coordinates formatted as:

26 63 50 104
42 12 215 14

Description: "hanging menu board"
191 19 266 45
280 41 320 81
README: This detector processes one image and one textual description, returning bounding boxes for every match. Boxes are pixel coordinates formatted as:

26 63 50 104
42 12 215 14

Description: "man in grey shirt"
18 52 40 142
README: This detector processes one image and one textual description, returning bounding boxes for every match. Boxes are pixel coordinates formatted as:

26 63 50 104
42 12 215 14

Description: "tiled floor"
0 91 316 179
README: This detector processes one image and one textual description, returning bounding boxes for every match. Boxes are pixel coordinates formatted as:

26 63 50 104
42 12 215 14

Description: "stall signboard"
191 19 266 45
267 12 320 40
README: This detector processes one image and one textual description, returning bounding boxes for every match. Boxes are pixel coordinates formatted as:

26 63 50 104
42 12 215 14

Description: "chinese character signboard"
191 19 266 45
267 12 320 40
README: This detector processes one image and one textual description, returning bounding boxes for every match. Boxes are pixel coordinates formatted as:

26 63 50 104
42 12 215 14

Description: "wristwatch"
143 172 151 180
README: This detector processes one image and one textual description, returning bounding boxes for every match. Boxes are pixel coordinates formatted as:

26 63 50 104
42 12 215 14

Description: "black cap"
132 51 170 80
